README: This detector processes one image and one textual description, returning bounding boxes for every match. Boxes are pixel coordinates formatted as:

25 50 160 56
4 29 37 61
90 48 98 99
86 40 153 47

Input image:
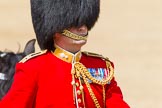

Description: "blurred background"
0 0 162 107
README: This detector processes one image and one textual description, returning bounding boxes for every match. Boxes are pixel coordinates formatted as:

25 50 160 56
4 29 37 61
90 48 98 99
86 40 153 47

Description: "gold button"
77 90 81 95
71 81 75 85
77 98 82 103
79 85 83 90
65 55 68 59
76 82 79 87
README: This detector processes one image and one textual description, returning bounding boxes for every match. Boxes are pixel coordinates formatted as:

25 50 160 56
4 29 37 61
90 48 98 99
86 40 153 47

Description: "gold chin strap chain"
73 61 114 108
62 30 88 41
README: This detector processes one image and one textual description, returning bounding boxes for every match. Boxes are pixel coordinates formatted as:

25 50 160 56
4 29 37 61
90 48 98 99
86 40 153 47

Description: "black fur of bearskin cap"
30 0 100 50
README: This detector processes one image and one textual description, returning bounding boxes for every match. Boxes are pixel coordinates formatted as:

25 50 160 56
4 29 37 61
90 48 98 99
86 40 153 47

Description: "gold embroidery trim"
19 50 47 63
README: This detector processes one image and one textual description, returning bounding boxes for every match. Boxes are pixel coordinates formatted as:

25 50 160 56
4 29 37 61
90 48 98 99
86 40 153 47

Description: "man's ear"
23 39 36 55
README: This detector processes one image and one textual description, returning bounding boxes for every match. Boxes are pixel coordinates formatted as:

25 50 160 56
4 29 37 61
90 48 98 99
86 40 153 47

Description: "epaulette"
82 51 110 62
19 50 47 63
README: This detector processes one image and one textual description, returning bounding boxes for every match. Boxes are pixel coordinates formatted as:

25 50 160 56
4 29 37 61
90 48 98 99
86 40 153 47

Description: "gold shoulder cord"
74 59 114 108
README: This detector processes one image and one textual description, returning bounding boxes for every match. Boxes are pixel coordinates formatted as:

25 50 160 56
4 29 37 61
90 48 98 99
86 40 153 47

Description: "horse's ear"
23 39 36 55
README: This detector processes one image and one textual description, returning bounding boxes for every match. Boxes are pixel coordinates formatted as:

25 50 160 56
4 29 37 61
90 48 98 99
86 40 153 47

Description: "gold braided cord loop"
74 61 114 85
62 30 88 40
82 74 101 108
74 63 101 108
74 61 114 108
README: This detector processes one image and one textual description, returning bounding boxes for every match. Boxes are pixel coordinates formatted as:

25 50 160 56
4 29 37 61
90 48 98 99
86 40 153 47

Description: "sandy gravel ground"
0 1 162 108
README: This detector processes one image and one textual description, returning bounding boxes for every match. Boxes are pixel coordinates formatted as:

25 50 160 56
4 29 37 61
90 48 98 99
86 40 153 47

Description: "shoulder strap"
19 50 47 63
82 51 110 62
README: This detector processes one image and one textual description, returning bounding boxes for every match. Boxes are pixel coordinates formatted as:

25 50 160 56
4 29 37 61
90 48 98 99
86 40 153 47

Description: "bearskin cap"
30 0 100 50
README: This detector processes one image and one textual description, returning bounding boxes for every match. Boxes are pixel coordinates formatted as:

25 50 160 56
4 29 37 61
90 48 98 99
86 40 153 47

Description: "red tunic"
0 50 130 108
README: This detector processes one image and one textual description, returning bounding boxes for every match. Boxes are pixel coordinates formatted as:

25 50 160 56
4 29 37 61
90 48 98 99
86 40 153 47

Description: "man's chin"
72 40 87 45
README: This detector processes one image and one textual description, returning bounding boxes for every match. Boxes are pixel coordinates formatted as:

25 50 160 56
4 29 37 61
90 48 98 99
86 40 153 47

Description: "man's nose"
78 25 88 33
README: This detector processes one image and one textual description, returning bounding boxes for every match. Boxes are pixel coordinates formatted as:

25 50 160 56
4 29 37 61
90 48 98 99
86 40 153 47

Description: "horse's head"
0 39 36 99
